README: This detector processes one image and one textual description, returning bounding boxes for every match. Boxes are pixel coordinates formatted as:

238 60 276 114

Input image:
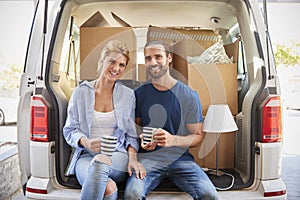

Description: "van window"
60 17 80 80
58 17 80 100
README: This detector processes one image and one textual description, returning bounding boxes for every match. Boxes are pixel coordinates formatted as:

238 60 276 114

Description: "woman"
63 40 145 200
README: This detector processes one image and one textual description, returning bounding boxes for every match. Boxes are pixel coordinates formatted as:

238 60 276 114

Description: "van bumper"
25 177 286 200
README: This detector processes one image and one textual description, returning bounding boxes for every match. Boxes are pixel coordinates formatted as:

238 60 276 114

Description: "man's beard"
147 64 168 79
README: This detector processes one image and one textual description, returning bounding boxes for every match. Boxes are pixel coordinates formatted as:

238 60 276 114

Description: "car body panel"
0 97 18 125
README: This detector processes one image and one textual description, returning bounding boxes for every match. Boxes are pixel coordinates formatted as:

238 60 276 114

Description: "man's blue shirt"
135 81 203 162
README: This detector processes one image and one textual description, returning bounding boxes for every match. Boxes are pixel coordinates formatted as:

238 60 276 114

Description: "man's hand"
153 129 177 147
140 134 157 151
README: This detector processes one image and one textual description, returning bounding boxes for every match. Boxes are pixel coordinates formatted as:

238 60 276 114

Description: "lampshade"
203 104 238 133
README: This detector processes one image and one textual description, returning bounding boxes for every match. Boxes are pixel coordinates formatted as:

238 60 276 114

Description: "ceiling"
73 1 238 30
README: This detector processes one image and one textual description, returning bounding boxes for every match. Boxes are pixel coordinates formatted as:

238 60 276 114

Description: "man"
124 40 218 200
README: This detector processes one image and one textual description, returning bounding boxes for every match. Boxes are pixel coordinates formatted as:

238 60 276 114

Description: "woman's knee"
84 154 111 179
103 180 118 200
105 179 117 196
92 154 112 165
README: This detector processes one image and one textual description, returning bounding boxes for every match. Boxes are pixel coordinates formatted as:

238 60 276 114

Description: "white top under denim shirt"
63 80 139 175
90 110 117 138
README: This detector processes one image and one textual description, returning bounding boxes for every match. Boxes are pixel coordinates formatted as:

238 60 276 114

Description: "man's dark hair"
144 40 172 56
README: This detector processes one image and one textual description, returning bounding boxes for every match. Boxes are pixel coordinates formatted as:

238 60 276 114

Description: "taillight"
31 96 49 141
26 187 48 194
261 96 282 143
264 190 286 197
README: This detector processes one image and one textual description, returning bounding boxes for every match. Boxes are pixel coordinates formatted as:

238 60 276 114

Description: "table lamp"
202 104 238 177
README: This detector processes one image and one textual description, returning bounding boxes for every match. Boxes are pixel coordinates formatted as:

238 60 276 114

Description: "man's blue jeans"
124 158 218 200
76 151 128 200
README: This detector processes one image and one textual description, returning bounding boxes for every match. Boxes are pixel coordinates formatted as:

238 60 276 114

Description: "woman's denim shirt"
63 80 139 175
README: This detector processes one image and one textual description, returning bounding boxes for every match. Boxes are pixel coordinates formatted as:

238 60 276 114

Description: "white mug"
142 127 157 144
100 136 117 156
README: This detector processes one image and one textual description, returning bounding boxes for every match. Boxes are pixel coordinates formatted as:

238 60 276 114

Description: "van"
17 0 286 199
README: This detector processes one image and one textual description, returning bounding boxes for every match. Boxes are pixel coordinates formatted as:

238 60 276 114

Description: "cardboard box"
147 26 219 48
171 39 204 84
190 131 235 169
188 63 238 116
171 39 238 81
137 64 147 82
80 27 137 80
188 63 237 168
171 39 238 115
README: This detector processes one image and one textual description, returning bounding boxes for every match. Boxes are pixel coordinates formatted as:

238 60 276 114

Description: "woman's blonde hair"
97 40 130 75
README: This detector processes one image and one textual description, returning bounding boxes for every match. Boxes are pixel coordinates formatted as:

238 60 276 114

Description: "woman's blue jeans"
76 151 128 200
124 159 218 200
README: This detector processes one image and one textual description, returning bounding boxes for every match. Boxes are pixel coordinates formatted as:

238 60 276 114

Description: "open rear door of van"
17 0 57 188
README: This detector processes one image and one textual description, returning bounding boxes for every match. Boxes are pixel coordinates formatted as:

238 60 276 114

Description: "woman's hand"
127 146 146 179
127 158 146 180
80 137 101 154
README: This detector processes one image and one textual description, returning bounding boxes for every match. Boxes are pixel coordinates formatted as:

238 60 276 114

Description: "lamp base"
206 169 235 191
207 169 227 176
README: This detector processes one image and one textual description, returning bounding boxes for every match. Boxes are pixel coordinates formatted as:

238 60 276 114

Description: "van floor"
117 170 243 199
207 169 244 190
66 169 244 193
118 169 244 192
152 169 243 191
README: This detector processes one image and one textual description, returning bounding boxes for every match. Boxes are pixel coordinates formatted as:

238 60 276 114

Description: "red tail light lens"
264 190 286 197
261 96 282 143
26 187 48 194
30 96 49 141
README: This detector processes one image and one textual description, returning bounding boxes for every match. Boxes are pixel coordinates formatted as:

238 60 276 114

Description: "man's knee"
92 154 112 165
124 177 144 200
193 186 218 200
124 187 142 200
196 192 219 200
